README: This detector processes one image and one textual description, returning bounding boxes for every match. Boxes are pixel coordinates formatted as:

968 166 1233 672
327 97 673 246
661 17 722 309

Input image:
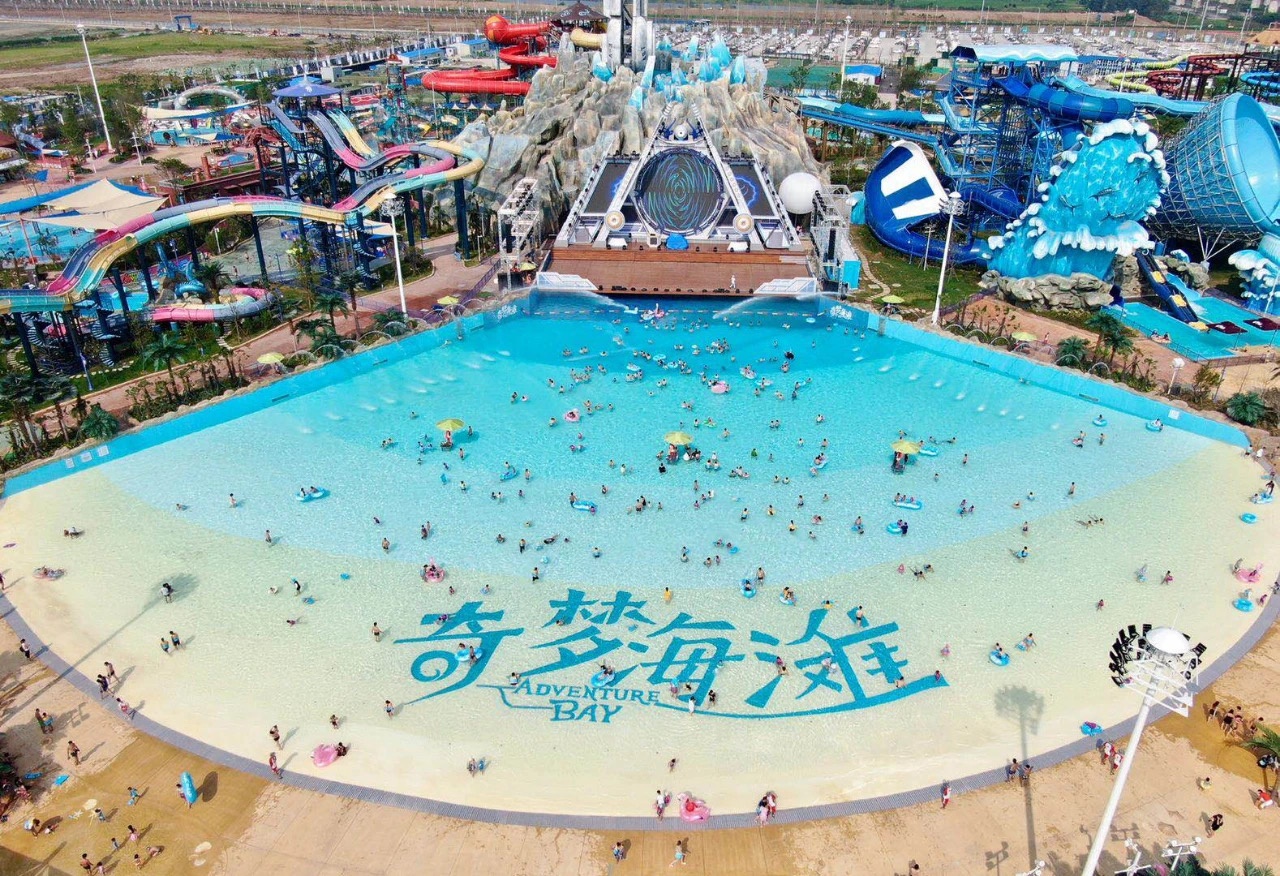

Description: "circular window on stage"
634 149 725 235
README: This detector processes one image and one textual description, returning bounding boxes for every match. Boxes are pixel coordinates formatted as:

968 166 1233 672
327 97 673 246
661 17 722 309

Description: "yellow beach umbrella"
665 430 693 445
517 261 537 272
881 294 906 305
1012 331 1038 342
891 439 922 455
438 295 460 306
257 352 285 364
436 418 466 432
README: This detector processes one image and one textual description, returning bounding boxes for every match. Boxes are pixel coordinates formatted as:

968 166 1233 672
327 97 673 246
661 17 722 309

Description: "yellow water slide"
570 27 604 50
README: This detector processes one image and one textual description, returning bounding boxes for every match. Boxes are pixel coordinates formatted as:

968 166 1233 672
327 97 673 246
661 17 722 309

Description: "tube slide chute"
327 108 378 158
34 142 483 303
420 15 556 96
994 72 1134 123
570 27 604 50
798 98 941 145
1134 252 1208 329
150 286 274 324
307 110 453 174
864 141 990 266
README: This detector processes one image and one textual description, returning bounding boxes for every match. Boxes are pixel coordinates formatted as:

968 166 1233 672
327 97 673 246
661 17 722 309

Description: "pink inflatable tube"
1235 564 1263 584
311 744 338 767
676 792 710 822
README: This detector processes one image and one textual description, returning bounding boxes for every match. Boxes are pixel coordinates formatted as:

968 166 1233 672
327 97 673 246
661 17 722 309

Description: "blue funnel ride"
1153 93 1280 246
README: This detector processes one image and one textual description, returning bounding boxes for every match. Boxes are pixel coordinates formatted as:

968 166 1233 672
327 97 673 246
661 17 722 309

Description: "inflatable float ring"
1241 513 1258 524
989 650 1010 666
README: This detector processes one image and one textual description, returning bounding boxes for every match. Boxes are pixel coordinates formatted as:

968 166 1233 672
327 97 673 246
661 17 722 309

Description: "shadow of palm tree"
995 685 1046 866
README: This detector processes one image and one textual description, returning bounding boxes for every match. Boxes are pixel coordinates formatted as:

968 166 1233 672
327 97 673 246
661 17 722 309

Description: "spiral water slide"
24 142 483 305
419 15 557 96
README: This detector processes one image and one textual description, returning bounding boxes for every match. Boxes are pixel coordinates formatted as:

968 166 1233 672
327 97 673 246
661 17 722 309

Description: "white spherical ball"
778 172 821 215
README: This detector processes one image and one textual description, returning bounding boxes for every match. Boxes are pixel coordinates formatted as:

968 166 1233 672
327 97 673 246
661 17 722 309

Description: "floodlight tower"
1081 626 1206 876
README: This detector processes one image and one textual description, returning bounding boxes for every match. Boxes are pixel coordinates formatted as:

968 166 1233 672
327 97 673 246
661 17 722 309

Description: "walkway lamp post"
76 24 113 155
931 191 964 326
841 16 852 89
1168 356 1185 394
381 198 409 318
1080 625 1205 876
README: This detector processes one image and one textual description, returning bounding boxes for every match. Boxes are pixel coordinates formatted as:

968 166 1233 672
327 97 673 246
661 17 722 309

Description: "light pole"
841 15 852 89
381 198 408 318
1127 8 1137 39
931 191 964 326
1081 625 1205 876
1168 356 1185 394
76 24 113 155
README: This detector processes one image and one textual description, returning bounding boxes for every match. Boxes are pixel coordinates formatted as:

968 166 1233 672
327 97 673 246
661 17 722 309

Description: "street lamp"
76 24 113 154
1127 8 1137 39
931 191 964 326
380 198 408 318
841 15 852 88
1080 625 1205 876
1168 356 1185 394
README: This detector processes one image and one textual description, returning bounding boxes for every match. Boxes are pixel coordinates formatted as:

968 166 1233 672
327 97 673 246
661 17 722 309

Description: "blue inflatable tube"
1092 416 1108 427
740 581 756 598
892 499 923 511
1242 512 1258 524
1234 598 1255 612
886 522 905 535
297 488 329 502
573 501 597 513
500 468 518 481
180 771 198 805
591 670 619 687
917 445 940 458
989 650 1010 666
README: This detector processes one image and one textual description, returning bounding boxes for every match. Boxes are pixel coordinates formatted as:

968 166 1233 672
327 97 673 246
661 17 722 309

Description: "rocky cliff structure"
452 52 820 216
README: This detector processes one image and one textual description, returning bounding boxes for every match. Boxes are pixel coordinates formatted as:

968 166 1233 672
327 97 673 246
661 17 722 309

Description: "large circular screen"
634 148 724 235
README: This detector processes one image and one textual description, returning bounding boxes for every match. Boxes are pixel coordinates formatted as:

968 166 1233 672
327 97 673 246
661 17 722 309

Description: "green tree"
788 59 815 94
1085 310 1125 358
1224 391 1270 426
139 331 191 398
314 290 350 332
373 308 408 336
78 405 119 441
1190 364 1223 404
336 268 364 336
308 323 347 360
0 372 55 453
1055 335 1090 369
288 237 322 299
1106 331 1135 367
192 259 231 304
155 157 194 187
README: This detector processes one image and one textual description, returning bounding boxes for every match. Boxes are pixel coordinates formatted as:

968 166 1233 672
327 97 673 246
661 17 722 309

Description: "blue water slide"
798 98 941 145
1134 251 1205 327
994 73 1134 123
1241 70 1280 99
1055 75 1280 129
958 184 1022 219
864 141 989 266
267 102 306 152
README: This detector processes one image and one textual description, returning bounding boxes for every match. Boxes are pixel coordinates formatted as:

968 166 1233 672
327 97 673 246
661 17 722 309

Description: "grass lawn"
0 30 314 77
851 224 984 310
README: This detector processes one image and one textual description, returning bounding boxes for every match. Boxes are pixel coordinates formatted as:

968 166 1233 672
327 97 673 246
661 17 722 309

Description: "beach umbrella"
1011 331 1038 342
881 294 905 305
436 418 466 432
891 439 922 455
257 352 285 364
665 430 693 445
517 261 537 271
437 295 459 306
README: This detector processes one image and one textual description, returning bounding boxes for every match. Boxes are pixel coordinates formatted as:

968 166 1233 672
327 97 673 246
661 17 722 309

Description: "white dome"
778 172 821 215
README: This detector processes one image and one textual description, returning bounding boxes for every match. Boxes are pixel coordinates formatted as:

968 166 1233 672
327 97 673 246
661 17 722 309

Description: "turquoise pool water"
89 295 1219 587
1113 295 1280 360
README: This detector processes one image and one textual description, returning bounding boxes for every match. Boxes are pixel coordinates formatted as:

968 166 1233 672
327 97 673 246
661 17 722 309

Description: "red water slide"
419 15 557 96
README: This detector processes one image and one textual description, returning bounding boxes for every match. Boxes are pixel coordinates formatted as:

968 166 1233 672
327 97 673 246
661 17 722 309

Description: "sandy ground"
1 584 1277 875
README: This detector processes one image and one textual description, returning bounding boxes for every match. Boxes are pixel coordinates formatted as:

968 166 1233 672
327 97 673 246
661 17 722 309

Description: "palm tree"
1106 332 1135 367
336 269 364 336
1056 335 1090 369
1085 311 1125 357
78 405 119 441
1225 391 1270 426
373 308 408 336
192 260 231 304
1243 725 1280 792
313 290 350 332
139 332 191 398
309 324 347 360
0 371 51 453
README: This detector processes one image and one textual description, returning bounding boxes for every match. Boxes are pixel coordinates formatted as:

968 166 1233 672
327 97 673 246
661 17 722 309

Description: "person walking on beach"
385 700 395 718
941 782 951 809
67 740 81 766
269 725 281 749
669 841 687 866
104 661 118 686
268 751 282 779
372 623 382 642
18 638 32 659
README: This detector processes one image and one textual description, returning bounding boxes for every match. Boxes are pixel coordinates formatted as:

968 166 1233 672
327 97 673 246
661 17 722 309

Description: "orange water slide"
420 15 558 97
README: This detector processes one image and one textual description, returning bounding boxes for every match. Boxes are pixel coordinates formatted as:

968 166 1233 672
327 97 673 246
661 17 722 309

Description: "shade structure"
665 431 693 445
1011 331 1038 342
36 179 166 231
891 439 922 454
274 81 341 99
436 418 466 432
437 295 460 305
257 352 285 364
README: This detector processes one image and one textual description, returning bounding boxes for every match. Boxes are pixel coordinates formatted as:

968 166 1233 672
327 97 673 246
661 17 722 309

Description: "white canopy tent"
34 179 166 232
